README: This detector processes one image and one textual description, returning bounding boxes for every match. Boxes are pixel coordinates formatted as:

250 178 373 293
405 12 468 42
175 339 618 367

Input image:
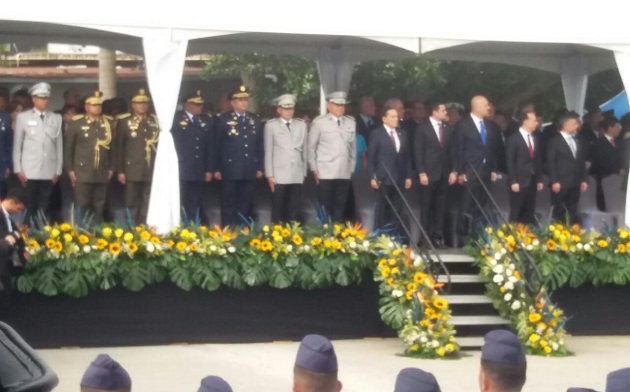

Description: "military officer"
171 90 213 222
264 94 307 223
214 85 264 226
115 88 159 225
12 82 63 225
308 91 356 222
64 90 114 223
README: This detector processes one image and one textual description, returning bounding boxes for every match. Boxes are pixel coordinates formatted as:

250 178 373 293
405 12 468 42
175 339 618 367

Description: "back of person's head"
80 354 131 392
606 367 630 392
479 330 526 392
566 388 598 392
394 367 441 392
293 334 341 392
197 375 232 392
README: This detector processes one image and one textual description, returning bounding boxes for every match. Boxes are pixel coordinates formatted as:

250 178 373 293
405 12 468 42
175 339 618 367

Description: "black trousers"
180 181 203 222
221 180 256 226
272 183 302 223
509 182 537 225
317 179 351 223
126 181 151 225
25 180 53 226
375 184 405 236
551 185 581 224
459 175 490 235
420 177 448 240
74 182 108 224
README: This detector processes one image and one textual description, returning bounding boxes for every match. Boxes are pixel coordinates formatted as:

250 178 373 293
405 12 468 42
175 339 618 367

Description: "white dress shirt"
384 125 400 152
561 131 577 158
430 116 442 143
519 128 534 151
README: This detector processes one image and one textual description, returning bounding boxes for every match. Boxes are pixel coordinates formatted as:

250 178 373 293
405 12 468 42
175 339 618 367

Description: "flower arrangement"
373 236 459 359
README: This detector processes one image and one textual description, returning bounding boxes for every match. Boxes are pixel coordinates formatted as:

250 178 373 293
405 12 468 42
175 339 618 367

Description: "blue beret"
394 368 441 392
198 375 233 392
567 388 598 392
607 368 630 392
80 354 131 390
481 330 526 365
295 334 338 373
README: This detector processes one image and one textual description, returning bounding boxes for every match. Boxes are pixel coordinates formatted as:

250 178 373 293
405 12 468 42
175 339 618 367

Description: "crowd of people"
0 83 628 248
68 330 629 391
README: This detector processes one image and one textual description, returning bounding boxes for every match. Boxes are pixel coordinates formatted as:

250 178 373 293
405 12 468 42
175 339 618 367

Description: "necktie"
286 122 291 131
389 129 396 149
569 137 577 158
611 138 616 148
527 134 534 158
40 113 44 121
438 122 444 147
479 120 487 145
367 118 373 128
337 119 341 127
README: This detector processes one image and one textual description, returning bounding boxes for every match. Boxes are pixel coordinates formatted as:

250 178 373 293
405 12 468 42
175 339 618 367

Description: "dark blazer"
354 115 377 142
170 111 214 181
215 111 263 181
454 114 498 178
0 209 25 292
367 125 413 186
413 119 454 181
505 131 542 188
489 120 507 173
594 135 622 178
578 124 599 166
0 112 12 176
546 133 587 188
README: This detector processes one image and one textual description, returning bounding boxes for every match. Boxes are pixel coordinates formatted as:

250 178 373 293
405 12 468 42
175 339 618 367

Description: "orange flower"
546 239 556 251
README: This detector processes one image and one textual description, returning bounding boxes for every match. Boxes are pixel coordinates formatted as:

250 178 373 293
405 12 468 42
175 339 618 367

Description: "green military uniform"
115 89 159 224
64 90 113 223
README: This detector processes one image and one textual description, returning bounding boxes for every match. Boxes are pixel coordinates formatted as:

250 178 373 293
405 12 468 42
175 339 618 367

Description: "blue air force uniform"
215 85 263 226
171 91 214 221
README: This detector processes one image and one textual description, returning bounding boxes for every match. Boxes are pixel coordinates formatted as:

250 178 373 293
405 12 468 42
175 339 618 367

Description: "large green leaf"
34 266 60 296
169 263 193 291
61 269 90 298
269 263 292 289
379 297 407 330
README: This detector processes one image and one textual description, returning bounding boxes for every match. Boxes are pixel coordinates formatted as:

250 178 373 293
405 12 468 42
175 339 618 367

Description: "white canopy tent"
3 1 630 231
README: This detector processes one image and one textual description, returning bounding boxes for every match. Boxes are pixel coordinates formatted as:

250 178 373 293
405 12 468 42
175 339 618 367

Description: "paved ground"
39 336 627 391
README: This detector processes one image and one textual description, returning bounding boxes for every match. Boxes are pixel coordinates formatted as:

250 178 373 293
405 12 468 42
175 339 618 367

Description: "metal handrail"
464 162 544 295
380 164 452 292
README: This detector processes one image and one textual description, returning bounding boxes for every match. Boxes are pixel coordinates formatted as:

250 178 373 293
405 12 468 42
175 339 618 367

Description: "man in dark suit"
214 85 264 226
455 95 499 235
546 114 588 224
368 105 413 236
355 96 377 141
594 117 624 211
579 106 602 174
171 90 214 222
413 102 457 248
0 188 26 311
505 110 544 224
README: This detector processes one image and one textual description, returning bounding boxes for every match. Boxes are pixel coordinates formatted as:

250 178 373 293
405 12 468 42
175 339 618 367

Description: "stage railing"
380 164 452 293
463 162 544 295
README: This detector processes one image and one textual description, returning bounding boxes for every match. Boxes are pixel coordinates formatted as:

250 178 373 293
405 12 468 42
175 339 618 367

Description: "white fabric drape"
560 55 588 115
143 36 188 233
614 49 630 227
316 47 355 114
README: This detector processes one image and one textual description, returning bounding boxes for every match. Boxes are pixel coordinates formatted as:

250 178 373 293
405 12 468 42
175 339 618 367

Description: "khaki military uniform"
115 113 159 224
64 114 114 223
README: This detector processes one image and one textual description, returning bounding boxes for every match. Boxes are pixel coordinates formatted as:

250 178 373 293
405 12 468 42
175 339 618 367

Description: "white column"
613 50 630 227
143 36 189 233
316 47 355 115
560 55 588 115
98 48 117 99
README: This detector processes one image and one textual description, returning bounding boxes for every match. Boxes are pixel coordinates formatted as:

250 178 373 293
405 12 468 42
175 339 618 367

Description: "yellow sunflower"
128 243 139 254
150 236 161 245
114 228 124 238
261 241 273 252
123 232 134 243
311 237 323 246
59 223 72 232
102 227 113 238
433 298 448 310
425 308 437 319
27 240 39 250
543 346 552 354
405 291 414 300
597 239 609 248
190 243 199 253
292 234 303 246
281 228 291 237
250 238 261 248
96 238 108 250
406 282 418 292
528 313 542 323
176 242 187 252
391 267 400 275
378 259 388 269
78 235 90 245
380 267 391 278
619 244 627 254
45 239 56 249
140 231 151 240
109 242 121 255
414 272 427 283
54 241 63 253
546 239 556 251
166 240 175 248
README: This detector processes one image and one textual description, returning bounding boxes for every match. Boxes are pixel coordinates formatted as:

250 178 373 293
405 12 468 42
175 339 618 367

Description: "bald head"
471 96 490 119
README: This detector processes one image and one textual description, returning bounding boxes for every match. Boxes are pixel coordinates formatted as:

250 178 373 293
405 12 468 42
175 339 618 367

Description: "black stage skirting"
1 275 395 349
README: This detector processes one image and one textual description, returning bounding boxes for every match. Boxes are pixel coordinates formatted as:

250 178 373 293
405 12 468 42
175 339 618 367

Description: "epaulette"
116 113 131 120
293 117 305 122
103 115 114 121
71 114 84 121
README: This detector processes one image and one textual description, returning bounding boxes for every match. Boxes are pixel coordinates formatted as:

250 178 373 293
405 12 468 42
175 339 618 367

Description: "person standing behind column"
115 89 159 225
414 102 457 248
368 105 412 235
355 96 377 142
505 110 544 225
264 94 308 223
64 90 114 224
546 113 588 224
214 85 263 226
308 92 356 223
171 90 214 223
13 83 62 226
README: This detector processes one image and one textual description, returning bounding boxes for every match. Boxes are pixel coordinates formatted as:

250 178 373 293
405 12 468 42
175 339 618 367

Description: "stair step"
442 294 492 304
450 315 509 326
430 254 475 263
439 274 483 283
456 336 485 348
